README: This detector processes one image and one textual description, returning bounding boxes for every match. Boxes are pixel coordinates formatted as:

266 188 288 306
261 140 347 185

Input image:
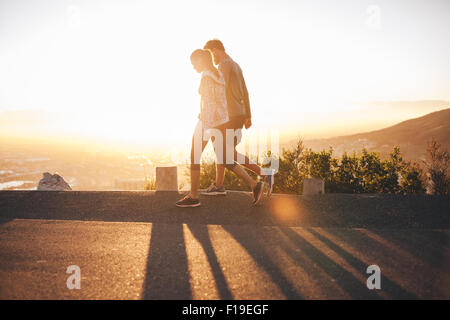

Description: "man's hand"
244 118 252 129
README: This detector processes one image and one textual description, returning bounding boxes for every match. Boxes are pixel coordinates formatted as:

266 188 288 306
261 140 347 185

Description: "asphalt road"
0 191 449 299
0 219 449 299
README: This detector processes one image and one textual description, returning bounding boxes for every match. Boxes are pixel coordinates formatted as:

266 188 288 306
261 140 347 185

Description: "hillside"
304 108 450 160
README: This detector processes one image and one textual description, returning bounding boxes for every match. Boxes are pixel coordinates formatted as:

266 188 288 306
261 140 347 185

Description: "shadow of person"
141 223 192 299
278 226 381 299
186 224 233 299
307 228 418 299
362 228 449 270
222 224 303 299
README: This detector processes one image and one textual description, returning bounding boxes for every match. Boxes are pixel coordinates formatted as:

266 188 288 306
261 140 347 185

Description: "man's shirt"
218 55 251 129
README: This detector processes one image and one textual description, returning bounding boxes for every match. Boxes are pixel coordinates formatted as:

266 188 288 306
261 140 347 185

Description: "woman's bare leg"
190 168 201 198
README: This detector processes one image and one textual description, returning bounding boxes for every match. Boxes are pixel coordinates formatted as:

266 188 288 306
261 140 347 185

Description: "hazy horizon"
0 101 449 151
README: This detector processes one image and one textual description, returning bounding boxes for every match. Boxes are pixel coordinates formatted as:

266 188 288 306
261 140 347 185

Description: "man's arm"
241 74 252 129
242 77 251 118
221 60 252 128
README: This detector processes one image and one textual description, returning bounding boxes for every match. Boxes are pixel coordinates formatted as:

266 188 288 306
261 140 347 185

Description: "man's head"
204 39 226 65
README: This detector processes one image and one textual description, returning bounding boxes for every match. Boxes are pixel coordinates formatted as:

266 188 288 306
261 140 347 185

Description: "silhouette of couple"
176 40 274 208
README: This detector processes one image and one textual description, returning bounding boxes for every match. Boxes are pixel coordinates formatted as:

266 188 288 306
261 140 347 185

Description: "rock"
37 172 72 191
155 166 178 191
303 178 324 195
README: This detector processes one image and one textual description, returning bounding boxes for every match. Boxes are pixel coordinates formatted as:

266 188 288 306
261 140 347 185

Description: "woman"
176 49 264 208
195 50 229 130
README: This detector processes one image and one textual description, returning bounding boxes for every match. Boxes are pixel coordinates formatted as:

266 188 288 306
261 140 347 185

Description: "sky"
0 0 449 148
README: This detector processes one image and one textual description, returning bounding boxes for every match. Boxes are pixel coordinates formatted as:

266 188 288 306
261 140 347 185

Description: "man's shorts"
191 121 242 168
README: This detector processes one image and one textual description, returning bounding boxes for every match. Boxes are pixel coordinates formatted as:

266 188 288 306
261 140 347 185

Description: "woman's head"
190 49 215 73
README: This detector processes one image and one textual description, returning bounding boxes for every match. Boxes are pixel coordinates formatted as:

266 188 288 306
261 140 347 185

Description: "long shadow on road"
186 224 233 300
222 225 382 299
366 229 449 270
140 223 443 299
327 228 449 299
278 227 380 299
141 223 192 299
222 225 304 299
307 228 418 299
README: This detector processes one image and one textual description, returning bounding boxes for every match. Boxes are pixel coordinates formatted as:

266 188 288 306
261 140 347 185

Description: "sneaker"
202 183 227 196
252 181 264 205
176 195 200 208
265 174 274 197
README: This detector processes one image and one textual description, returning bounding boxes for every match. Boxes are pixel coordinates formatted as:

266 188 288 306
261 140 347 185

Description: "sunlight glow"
1 0 449 146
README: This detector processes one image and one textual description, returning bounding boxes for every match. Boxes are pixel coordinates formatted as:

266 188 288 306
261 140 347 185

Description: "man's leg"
215 153 261 189
242 158 262 176
206 127 265 203
229 129 274 196
207 129 257 190
226 161 263 204
222 128 264 204
222 128 262 176
215 148 257 189
216 156 259 187
225 131 256 189
230 163 257 189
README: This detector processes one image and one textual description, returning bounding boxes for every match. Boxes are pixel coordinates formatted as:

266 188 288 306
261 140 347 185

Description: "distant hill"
304 108 450 161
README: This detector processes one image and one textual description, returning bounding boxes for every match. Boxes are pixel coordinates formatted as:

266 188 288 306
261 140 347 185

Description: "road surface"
0 191 449 299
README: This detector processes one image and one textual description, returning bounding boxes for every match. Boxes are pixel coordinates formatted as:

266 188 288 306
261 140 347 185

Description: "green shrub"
400 162 426 194
143 176 156 190
191 138 431 195
424 138 450 195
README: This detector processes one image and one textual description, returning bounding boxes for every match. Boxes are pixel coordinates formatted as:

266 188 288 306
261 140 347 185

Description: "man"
175 48 265 208
201 39 274 197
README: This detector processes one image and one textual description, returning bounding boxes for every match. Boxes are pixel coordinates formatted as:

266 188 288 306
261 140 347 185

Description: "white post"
155 166 178 191
303 178 325 195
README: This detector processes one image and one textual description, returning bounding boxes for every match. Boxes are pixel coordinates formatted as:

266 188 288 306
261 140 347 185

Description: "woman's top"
198 69 229 129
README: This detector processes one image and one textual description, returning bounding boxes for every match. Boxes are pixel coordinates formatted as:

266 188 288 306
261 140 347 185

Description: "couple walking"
176 39 274 208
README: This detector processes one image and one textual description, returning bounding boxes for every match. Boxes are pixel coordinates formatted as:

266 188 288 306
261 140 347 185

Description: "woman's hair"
190 49 219 78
